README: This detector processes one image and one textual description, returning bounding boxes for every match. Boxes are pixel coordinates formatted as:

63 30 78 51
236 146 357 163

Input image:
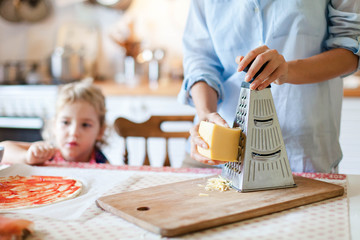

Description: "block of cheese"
197 121 241 162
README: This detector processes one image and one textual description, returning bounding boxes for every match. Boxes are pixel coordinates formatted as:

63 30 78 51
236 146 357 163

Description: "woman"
178 0 360 173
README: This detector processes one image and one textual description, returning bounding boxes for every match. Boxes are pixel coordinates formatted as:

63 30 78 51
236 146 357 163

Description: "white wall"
339 98 360 175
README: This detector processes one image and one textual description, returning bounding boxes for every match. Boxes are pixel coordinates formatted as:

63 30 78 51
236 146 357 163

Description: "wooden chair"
114 115 194 166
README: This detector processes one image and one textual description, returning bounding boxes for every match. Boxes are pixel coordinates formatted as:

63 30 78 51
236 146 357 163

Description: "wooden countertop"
93 79 183 97
1 79 359 97
94 79 360 97
343 74 360 97
344 87 360 97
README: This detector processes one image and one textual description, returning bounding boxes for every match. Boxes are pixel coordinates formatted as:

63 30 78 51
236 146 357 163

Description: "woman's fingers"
257 65 288 90
193 133 208 149
206 112 229 127
248 54 279 85
189 123 206 147
190 141 222 165
236 56 244 71
237 45 269 73
246 49 279 83
190 129 209 162
235 46 288 89
245 48 274 83
189 112 231 165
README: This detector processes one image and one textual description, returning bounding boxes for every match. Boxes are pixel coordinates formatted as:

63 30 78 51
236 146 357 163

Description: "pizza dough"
0 175 82 211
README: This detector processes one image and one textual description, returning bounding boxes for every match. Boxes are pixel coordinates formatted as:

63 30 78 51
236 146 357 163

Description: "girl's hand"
236 45 288 90
189 112 228 165
26 141 56 165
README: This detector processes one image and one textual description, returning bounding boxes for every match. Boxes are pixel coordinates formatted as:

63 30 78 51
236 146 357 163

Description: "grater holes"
251 150 281 161
251 127 281 151
223 87 295 191
253 99 273 119
254 118 273 127
237 146 242 160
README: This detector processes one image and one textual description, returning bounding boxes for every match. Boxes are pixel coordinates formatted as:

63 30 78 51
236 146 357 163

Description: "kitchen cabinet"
94 79 184 96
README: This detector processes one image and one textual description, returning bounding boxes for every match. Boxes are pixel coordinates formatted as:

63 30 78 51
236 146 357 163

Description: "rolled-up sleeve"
325 0 360 70
177 0 224 107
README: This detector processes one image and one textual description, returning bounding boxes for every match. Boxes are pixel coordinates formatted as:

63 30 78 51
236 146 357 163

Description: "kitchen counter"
0 163 358 239
93 79 184 97
343 87 360 97
93 80 360 97
1 79 360 97
343 73 360 97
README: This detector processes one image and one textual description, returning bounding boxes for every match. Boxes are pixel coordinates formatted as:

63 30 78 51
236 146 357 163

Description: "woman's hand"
236 45 288 90
26 141 56 165
189 112 228 165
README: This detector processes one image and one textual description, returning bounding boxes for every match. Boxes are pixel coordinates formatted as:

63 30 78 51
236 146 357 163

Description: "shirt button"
254 7 259 13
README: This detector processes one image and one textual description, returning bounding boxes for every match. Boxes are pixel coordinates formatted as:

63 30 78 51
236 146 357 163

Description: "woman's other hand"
236 45 288 90
189 112 228 165
26 141 56 165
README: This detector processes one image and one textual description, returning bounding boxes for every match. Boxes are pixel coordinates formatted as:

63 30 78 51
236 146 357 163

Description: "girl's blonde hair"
44 81 107 146
56 81 106 127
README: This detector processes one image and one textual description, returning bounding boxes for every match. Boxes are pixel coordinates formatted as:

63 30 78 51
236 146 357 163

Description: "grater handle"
242 60 270 89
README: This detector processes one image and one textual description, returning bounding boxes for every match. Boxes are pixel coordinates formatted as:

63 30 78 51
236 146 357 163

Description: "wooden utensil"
96 175 344 237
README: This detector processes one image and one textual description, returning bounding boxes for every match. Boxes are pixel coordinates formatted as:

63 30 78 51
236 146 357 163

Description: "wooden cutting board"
96 175 344 237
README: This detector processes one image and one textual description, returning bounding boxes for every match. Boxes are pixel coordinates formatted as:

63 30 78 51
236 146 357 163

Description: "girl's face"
54 101 104 162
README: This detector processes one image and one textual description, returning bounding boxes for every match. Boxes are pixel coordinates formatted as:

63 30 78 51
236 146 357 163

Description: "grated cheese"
205 175 231 192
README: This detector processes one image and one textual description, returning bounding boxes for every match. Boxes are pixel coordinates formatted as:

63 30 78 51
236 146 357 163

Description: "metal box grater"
221 65 296 192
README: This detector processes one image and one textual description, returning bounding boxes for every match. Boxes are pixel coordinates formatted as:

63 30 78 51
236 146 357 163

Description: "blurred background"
0 0 359 173
0 0 190 85
0 0 194 167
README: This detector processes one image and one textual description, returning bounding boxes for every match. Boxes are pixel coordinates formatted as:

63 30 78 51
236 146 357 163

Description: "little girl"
0 81 108 164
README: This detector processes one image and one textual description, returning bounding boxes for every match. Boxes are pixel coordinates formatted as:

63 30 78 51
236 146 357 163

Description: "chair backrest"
114 115 194 166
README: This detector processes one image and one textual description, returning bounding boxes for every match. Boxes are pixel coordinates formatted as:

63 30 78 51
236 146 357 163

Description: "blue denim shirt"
178 0 360 173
